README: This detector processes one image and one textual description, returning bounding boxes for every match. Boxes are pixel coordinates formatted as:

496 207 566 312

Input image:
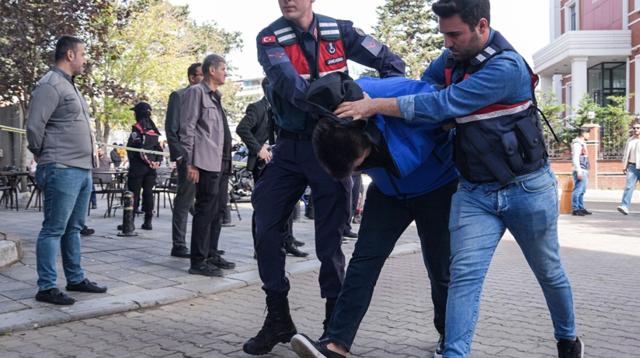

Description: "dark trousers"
172 160 196 248
252 137 350 299
127 167 156 215
345 173 362 233
190 169 226 266
325 180 457 350
251 159 296 249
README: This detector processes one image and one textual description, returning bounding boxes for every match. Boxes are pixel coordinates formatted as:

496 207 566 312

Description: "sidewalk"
0 197 420 334
1 191 639 337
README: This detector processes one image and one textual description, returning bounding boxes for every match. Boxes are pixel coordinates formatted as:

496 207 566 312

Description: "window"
636 0 640 12
587 62 626 106
569 4 577 31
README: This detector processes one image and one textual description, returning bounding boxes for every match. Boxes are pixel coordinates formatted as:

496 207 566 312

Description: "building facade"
533 0 639 115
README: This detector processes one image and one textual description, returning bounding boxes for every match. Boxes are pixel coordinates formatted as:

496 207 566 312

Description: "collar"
52 67 74 84
290 13 318 40
199 82 222 98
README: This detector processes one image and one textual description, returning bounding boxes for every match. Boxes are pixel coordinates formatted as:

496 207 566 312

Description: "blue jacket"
356 77 458 198
257 13 405 134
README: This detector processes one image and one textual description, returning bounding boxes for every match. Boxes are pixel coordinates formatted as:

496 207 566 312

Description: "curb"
0 242 421 335
0 233 22 270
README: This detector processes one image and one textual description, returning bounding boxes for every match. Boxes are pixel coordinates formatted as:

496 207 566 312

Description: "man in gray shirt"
180 54 235 276
165 63 203 258
26 35 107 305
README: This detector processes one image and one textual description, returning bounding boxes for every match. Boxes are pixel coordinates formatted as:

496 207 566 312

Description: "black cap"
130 101 152 113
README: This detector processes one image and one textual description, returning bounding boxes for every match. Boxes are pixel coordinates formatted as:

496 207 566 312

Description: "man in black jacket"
236 78 307 258
165 63 203 258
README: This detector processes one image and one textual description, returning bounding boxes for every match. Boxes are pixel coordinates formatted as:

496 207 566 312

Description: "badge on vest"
361 36 382 57
326 42 337 54
266 47 289 65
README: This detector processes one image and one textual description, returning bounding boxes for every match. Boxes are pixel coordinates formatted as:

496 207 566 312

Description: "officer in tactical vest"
243 0 405 355
126 102 163 231
333 1 583 358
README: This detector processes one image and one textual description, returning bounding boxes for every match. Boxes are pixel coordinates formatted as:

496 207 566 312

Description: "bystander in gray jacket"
165 87 189 162
26 67 95 169
179 82 225 172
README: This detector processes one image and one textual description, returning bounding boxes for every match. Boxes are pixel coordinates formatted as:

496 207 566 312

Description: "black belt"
278 129 311 141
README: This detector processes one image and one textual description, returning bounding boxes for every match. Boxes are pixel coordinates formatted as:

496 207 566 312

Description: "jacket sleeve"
179 87 201 166
165 90 184 160
621 139 631 166
26 83 59 156
257 30 316 113
571 141 584 174
338 20 405 78
236 103 263 154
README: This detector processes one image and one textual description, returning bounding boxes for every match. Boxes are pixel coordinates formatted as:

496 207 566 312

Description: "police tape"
0 124 169 157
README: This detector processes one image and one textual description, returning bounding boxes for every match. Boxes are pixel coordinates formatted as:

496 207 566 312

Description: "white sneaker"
617 206 629 215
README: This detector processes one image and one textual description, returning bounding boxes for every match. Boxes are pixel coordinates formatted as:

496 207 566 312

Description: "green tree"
536 91 567 152
371 0 442 79
600 96 634 157
86 0 242 143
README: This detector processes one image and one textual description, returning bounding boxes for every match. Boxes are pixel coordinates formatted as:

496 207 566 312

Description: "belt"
278 129 311 141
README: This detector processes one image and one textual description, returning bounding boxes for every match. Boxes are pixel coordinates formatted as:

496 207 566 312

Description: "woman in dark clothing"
126 102 163 230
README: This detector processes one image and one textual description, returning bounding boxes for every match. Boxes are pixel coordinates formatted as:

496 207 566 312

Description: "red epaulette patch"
261 35 276 44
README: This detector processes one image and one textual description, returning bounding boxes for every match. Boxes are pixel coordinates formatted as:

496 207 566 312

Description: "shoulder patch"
361 36 382 57
261 35 276 44
353 27 366 37
266 47 290 65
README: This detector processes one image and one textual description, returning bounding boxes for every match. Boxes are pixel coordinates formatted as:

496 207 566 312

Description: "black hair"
432 0 490 31
54 35 84 62
578 127 590 137
312 118 371 179
187 62 202 78
202 54 225 77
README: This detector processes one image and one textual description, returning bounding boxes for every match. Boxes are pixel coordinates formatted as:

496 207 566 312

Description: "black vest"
445 32 547 185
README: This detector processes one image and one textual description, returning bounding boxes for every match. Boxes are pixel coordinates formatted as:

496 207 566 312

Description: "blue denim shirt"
396 30 533 124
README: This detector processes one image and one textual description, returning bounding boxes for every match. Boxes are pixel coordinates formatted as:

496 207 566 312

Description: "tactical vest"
269 14 348 81
128 120 162 166
445 31 547 185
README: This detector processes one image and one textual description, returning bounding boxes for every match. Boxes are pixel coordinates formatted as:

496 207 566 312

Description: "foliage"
536 91 568 150
600 96 634 156
370 0 442 79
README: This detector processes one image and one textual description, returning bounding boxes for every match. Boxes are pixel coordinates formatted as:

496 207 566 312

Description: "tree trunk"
103 123 111 145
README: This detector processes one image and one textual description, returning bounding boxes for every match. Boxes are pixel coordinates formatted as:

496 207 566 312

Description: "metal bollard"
117 191 138 237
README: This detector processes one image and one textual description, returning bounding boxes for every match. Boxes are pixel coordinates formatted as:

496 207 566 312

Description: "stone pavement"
0 195 420 334
0 214 639 357
0 190 639 357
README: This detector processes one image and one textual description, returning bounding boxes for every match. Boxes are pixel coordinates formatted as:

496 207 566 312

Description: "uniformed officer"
126 102 163 230
243 0 405 355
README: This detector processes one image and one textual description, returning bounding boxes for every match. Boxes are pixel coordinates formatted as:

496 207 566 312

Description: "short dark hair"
432 0 490 30
187 62 202 78
578 127 590 137
312 119 371 179
202 54 225 77
54 35 84 62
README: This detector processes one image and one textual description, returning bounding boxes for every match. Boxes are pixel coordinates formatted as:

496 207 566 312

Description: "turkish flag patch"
261 35 276 44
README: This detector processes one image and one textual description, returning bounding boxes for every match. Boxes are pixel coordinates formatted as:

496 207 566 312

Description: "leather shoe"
343 230 358 238
216 250 225 255
208 255 236 270
291 238 305 247
66 279 107 293
80 226 95 236
189 263 223 277
571 210 585 216
171 246 190 258
580 208 592 215
36 288 76 305
285 243 309 257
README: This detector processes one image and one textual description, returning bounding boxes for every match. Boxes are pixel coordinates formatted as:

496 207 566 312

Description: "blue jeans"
325 181 456 350
35 163 92 290
444 166 576 357
571 170 588 210
620 164 640 209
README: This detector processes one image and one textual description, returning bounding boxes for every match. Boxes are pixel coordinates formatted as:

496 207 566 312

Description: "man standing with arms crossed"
180 54 235 277
165 63 203 258
334 1 583 357
243 0 405 355
27 35 107 305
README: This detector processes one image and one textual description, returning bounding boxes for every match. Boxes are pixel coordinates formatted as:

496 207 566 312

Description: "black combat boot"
141 213 153 230
320 299 336 340
243 294 297 355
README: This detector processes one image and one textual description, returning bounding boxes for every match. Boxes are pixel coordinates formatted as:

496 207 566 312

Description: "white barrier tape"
0 124 169 157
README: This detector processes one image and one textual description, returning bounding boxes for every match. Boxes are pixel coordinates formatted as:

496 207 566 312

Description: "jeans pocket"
520 171 555 193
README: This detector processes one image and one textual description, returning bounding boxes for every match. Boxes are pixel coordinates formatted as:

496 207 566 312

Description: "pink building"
533 0 639 115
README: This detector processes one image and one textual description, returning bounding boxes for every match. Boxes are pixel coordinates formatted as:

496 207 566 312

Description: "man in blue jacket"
244 0 405 355
332 1 582 357
291 73 457 358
